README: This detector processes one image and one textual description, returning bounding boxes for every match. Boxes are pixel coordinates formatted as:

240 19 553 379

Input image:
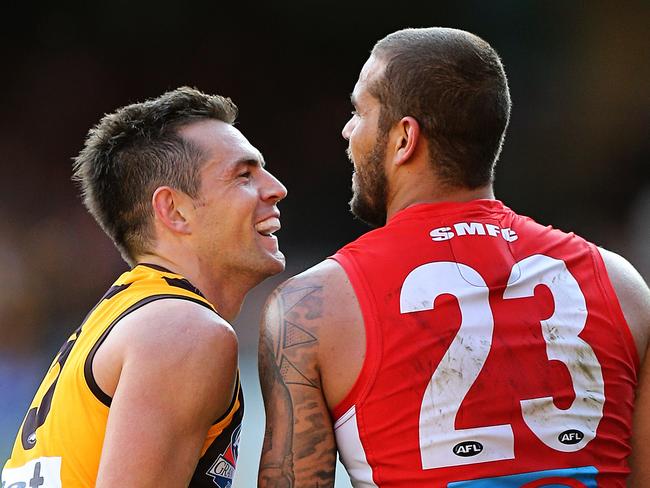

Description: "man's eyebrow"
230 156 266 170
350 92 358 107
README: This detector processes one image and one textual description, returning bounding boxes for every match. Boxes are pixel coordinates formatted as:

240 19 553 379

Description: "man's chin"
349 196 386 228
272 251 286 273
263 250 286 276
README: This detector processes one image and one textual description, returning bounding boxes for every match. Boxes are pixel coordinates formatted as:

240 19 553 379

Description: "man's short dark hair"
371 27 511 188
73 86 238 264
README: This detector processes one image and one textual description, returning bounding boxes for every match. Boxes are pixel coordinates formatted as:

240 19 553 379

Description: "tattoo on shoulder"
272 285 322 388
269 286 323 388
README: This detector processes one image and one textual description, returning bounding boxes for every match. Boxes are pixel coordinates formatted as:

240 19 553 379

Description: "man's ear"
152 186 192 235
391 116 421 166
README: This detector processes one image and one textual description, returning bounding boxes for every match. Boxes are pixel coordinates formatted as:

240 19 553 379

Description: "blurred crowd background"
1 2 648 486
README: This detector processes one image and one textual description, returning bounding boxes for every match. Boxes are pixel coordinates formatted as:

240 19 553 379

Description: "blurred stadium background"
0 2 648 486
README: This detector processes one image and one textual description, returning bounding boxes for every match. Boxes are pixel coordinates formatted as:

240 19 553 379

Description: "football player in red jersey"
258 28 650 487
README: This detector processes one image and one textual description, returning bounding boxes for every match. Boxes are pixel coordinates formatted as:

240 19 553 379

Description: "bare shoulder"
598 247 650 360
264 258 357 321
261 259 341 357
261 258 360 350
95 299 239 488
261 258 364 410
94 298 238 419
270 258 347 290
117 298 237 365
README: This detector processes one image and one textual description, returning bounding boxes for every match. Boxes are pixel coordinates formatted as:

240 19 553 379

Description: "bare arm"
599 249 650 487
94 299 238 488
258 278 337 488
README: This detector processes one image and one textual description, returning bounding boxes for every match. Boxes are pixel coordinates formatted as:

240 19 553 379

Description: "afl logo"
453 440 483 457
558 429 584 445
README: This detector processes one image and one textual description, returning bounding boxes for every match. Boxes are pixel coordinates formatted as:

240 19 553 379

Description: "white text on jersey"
429 222 518 242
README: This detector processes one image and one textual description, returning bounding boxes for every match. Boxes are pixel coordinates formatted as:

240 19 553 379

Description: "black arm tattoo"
259 284 337 488
259 331 294 487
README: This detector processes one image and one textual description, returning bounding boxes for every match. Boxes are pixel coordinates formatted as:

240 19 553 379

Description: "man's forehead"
179 119 240 148
179 119 263 166
359 55 386 84
352 55 386 101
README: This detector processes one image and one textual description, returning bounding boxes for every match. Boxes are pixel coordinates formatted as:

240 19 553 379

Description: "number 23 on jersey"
399 254 605 470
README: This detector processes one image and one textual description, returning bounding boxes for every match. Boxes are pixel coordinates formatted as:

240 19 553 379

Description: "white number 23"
399 255 605 470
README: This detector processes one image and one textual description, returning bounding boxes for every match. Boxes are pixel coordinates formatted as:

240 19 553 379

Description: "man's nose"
262 170 288 203
342 117 355 140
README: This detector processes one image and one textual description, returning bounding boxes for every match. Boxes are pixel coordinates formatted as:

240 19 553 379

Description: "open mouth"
255 217 281 237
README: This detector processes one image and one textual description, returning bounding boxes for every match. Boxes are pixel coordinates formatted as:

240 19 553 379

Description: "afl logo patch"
558 429 584 445
453 440 483 457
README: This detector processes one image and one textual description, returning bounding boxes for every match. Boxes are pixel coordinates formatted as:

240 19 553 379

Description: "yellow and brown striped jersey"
2 263 243 488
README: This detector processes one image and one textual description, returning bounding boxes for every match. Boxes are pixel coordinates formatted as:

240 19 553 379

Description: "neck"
134 252 252 322
386 184 495 221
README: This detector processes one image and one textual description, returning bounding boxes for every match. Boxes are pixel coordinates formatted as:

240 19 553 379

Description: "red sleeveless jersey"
330 200 638 487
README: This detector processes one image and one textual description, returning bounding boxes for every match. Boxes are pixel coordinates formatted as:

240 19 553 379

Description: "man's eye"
239 171 251 178
351 110 359 116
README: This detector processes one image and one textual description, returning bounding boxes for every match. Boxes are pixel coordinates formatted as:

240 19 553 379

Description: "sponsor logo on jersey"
1 457 62 488
558 429 584 445
429 222 518 242
206 425 241 488
453 440 483 457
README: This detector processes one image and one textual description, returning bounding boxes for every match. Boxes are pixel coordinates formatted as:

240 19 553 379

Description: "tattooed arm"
258 328 296 487
258 275 336 487
258 260 365 488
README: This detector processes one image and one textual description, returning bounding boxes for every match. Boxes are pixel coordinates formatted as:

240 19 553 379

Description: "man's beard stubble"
348 133 389 228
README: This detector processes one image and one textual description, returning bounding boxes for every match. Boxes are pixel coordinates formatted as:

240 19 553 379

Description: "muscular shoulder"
261 259 364 409
94 298 238 419
275 258 349 291
118 298 237 364
599 248 650 360
262 259 359 338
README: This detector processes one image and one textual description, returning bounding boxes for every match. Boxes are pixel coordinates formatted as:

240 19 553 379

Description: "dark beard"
348 135 388 228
